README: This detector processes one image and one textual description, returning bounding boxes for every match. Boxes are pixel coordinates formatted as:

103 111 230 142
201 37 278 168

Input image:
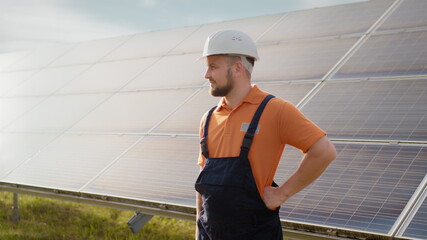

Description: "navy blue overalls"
195 95 283 240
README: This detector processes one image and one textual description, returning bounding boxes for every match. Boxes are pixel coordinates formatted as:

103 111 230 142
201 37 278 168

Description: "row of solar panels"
1 0 426 239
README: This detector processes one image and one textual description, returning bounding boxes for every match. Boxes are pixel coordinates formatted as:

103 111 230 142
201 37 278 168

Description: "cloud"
0 0 138 53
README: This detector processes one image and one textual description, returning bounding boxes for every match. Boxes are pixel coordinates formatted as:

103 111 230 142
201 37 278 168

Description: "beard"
210 68 234 97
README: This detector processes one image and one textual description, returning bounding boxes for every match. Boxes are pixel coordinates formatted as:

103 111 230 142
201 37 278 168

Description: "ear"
232 61 244 76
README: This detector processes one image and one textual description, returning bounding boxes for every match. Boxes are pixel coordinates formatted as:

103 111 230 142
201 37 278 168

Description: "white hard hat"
202 30 259 61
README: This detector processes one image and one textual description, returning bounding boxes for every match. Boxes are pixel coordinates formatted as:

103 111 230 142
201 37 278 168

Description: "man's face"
205 55 234 97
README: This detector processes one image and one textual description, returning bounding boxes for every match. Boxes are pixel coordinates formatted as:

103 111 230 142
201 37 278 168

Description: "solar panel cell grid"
378 0 427 31
0 71 36 96
0 97 44 130
0 51 28 72
103 26 198 61
5 65 89 97
258 0 393 42
69 89 195 133
255 82 316 105
253 37 358 82
151 87 218 135
5 44 74 71
301 79 427 141
403 195 427 239
2 134 139 191
275 144 427 234
122 53 206 90
82 136 200 206
333 31 427 79
0 133 58 179
50 36 131 67
5 93 109 132
58 58 157 94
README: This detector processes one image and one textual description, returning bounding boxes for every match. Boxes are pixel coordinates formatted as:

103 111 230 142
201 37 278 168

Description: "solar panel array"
1 0 426 239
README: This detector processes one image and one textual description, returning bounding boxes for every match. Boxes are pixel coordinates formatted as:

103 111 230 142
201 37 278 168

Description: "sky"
0 0 365 53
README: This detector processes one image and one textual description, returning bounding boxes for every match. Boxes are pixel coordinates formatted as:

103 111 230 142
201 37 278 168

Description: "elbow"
326 140 337 163
307 136 337 164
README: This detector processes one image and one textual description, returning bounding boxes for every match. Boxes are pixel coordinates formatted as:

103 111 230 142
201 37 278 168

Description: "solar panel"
2 134 140 191
58 58 157 94
5 44 73 71
333 31 427 79
378 0 427 31
301 79 427 141
402 192 427 239
0 70 36 96
50 36 131 67
0 51 28 72
151 87 217 135
5 93 109 132
253 37 358 82
122 53 206 90
0 97 44 129
5 65 89 97
1 0 427 239
69 89 195 133
82 136 200 206
255 82 317 105
257 0 393 42
275 144 427 234
103 26 198 61
0 133 58 179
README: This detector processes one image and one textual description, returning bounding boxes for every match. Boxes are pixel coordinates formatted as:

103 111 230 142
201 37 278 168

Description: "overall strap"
240 94 275 158
200 106 216 159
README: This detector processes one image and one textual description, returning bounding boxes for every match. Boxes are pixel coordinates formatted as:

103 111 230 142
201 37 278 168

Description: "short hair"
226 55 254 76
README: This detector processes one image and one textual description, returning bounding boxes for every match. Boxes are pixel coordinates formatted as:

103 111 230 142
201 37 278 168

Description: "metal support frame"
12 192 19 222
392 174 427 238
127 212 153 234
0 182 413 240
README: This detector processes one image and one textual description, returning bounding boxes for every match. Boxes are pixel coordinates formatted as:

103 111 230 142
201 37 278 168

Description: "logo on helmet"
231 36 242 41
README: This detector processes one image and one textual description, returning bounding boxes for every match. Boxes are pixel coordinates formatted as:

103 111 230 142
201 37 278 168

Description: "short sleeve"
279 101 326 153
197 111 208 166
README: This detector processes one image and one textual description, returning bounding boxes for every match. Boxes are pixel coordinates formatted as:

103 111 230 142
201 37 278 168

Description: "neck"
224 83 252 109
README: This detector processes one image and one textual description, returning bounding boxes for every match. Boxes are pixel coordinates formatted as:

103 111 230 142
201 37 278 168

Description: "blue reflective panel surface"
258 0 392 41
276 144 427 234
333 31 427 79
378 0 427 31
301 79 427 141
254 37 357 82
82 136 200 207
403 195 427 239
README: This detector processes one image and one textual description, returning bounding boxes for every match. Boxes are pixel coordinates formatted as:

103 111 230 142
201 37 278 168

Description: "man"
195 30 336 240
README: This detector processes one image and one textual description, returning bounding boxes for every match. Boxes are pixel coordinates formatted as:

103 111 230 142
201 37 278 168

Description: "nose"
204 68 211 80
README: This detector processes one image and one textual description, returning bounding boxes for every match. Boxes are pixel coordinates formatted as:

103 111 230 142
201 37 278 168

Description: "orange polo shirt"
198 85 326 197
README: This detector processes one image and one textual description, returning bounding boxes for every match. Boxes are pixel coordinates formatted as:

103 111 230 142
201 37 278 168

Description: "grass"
0 191 195 240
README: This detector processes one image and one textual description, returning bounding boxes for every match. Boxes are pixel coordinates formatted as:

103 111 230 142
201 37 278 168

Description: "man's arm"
263 136 336 210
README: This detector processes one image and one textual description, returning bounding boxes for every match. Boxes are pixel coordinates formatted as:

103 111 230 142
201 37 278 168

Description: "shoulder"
266 97 297 112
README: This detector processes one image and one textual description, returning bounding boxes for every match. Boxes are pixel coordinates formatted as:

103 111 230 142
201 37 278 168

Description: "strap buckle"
241 133 254 150
200 137 209 158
